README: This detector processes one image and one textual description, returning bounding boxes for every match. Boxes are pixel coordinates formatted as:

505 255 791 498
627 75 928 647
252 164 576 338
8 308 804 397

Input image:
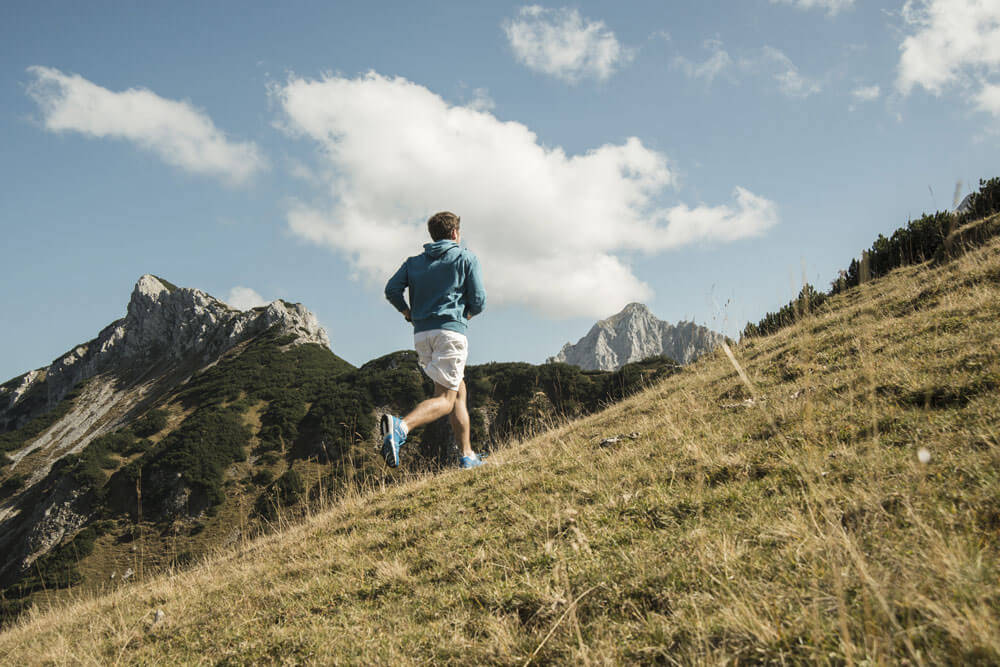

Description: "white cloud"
674 40 733 84
852 84 881 101
897 0 1000 118
275 72 778 319
758 47 823 98
25 66 266 185
771 0 855 15
503 6 633 83
976 82 1000 115
469 87 496 112
226 286 269 311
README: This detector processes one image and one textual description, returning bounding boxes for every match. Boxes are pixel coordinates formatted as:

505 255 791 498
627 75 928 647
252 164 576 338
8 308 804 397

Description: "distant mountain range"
0 276 676 624
549 302 727 371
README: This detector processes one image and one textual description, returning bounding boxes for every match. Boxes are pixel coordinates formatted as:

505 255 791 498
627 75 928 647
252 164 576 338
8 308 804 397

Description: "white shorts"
414 329 468 392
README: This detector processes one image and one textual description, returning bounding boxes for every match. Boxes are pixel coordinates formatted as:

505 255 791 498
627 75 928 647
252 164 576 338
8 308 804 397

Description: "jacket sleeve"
463 254 486 318
385 261 410 313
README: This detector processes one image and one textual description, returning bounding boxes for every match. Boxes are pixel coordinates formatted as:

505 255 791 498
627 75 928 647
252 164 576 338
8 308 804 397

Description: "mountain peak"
135 273 167 296
595 302 653 329
129 274 182 307
550 303 725 370
7 276 330 422
613 302 652 320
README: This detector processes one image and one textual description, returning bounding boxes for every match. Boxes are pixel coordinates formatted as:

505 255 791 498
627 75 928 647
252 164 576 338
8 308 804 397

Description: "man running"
381 211 487 469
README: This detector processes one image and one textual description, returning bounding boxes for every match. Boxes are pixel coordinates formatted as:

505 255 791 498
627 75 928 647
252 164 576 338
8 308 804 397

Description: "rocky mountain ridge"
0 276 330 591
1 275 328 432
549 302 727 371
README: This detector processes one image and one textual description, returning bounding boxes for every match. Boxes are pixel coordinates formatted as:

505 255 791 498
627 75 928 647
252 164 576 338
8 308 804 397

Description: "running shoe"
380 414 407 467
459 453 486 469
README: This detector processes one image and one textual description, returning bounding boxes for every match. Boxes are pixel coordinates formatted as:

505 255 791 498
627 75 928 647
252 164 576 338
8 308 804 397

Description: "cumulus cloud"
897 0 1000 118
503 6 633 82
25 66 266 184
226 286 269 311
275 72 777 318
674 40 733 84
770 0 855 15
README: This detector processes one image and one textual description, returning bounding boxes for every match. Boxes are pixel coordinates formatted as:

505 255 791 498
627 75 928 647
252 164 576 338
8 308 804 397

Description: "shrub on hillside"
133 409 168 437
259 391 308 449
295 386 375 462
0 473 26 497
0 381 88 457
50 429 138 493
107 406 250 519
744 176 1000 339
3 526 99 607
254 469 306 519
743 284 828 338
175 326 353 409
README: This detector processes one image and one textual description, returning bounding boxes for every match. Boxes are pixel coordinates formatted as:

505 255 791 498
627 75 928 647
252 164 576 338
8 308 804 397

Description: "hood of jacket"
422 240 461 259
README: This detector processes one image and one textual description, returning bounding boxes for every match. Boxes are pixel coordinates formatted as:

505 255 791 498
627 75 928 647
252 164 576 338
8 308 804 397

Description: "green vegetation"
55 429 136 491
175 328 353 408
108 406 251 519
745 176 1000 338
254 469 306 520
465 356 678 444
0 525 101 622
132 409 168 438
258 392 308 451
0 380 87 462
0 473 26 497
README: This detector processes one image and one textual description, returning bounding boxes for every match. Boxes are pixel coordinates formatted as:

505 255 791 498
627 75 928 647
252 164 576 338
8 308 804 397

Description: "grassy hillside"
0 325 674 625
2 224 999 663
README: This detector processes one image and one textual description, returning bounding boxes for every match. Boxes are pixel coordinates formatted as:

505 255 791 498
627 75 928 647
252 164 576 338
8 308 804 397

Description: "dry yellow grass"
2 232 999 664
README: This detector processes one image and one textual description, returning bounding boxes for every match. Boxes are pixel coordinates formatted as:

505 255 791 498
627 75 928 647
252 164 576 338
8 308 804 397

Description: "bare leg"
402 383 457 431
449 380 473 457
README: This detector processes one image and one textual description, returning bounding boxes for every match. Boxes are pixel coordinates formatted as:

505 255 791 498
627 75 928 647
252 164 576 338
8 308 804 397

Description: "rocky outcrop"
955 193 975 216
1 275 330 427
549 303 726 371
42 275 329 408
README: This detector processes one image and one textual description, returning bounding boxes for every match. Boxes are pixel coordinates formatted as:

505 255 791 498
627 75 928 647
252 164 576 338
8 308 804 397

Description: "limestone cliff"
2 275 328 425
549 303 726 371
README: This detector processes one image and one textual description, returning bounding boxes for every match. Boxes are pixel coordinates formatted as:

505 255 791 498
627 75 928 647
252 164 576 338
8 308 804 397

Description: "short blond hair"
427 211 460 241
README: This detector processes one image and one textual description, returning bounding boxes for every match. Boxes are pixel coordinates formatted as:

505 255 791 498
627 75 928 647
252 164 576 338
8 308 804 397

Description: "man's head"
427 211 461 241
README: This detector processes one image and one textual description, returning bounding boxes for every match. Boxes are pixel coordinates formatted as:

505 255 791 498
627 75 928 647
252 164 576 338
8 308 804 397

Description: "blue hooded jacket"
384 240 486 334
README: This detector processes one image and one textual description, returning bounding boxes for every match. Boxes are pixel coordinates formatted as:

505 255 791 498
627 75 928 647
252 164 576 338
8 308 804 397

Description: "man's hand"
402 309 412 322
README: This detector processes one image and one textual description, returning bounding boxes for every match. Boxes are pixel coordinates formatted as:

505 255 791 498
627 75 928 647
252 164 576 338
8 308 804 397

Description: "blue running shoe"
380 414 407 467
460 453 486 469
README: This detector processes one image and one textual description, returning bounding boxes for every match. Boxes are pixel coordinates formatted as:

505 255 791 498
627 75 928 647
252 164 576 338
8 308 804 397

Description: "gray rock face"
3 275 330 418
954 193 975 215
42 275 330 408
548 303 726 371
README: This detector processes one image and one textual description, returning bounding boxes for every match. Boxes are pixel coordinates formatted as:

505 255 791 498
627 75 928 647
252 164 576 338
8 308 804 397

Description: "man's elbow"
467 300 485 317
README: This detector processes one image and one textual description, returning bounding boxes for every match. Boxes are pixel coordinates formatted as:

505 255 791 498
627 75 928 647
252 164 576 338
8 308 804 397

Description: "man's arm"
463 254 486 319
385 261 411 317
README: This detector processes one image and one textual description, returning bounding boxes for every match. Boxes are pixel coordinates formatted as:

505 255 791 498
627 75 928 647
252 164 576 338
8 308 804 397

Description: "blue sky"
2 0 998 382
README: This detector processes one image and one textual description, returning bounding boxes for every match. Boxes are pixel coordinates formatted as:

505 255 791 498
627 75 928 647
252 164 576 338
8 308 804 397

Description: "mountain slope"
0 276 335 595
550 302 726 370
0 277 674 624
2 220 998 662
